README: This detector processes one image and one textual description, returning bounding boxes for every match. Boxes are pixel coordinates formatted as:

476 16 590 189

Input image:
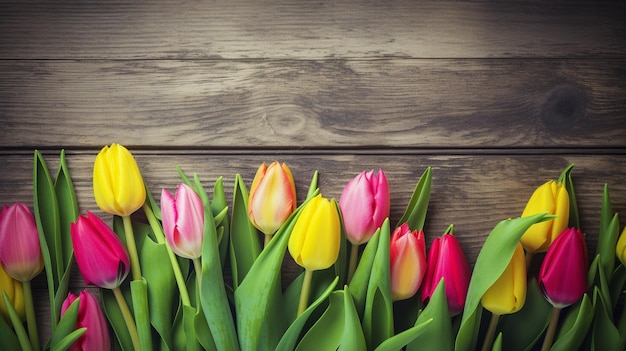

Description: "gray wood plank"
2 59 624 148
1 1 624 60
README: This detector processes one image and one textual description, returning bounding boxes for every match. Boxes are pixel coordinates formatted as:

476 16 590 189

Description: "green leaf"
235 198 313 351
1 292 29 351
407 279 453 351
551 293 594 351
229 174 261 288
182 305 201 351
587 255 613 320
455 212 553 351
396 167 431 231
140 238 176 350
362 218 394 349
50 327 86 351
193 305 217 351
609 265 626 310
282 266 337 326
599 213 620 283
199 184 240 351
211 177 230 267
590 287 620 350
557 164 579 229
33 150 62 327
54 149 78 273
348 227 381 317
101 286 134 351
144 182 162 220
276 277 339 351
491 333 503 351
338 286 367 351
130 279 153 350
375 318 433 351
49 297 80 349
306 170 319 201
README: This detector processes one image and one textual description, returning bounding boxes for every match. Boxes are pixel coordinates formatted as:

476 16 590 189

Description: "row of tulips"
1 145 626 350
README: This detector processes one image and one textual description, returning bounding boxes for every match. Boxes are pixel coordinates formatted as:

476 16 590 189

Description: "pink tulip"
339 169 390 245
389 223 427 301
161 183 205 259
70 211 130 289
248 161 297 236
61 290 111 351
539 227 588 308
0 203 43 281
420 230 471 315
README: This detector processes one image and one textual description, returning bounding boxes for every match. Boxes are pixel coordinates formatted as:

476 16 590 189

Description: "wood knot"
540 85 586 132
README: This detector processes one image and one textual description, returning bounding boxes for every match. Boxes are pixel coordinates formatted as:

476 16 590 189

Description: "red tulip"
538 227 588 308
70 211 130 289
0 203 43 281
389 223 427 301
61 290 111 351
161 183 205 259
339 169 390 245
420 229 471 315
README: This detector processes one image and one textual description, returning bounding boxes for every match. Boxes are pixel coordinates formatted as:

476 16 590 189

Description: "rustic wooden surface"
1 0 625 343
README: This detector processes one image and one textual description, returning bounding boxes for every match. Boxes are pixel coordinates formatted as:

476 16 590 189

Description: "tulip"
421 227 471 315
61 290 111 351
0 203 44 282
481 243 527 315
288 194 341 315
538 227 587 351
70 211 130 289
339 169 390 245
161 183 205 259
0 263 25 322
616 226 626 268
538 227 587 308
520 180 569 253
389 223 427 301
93 143 146 217
248 161 297 245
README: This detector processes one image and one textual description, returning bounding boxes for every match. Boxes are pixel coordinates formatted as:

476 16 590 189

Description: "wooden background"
1 0 625 342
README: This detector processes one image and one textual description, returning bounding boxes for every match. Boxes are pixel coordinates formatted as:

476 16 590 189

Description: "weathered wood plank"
1 59 624 148
0 1 623 60
3 151 625 265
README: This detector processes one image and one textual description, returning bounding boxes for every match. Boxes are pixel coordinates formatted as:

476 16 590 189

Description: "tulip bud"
0 203 44 281
70 211 130 289
248 161 297 235
616 226 626 268
61 290 111 351
481 243 527 315
339 169 390 245
288 194 341 271
538 227 588 308
161 183 205 259
421 229 471 315
520 180 569 253
93 144 146 216
389 223 427 301
0 263 25 322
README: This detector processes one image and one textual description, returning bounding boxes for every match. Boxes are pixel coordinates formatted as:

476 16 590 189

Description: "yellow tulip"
481 243 527 315
93 144 146 216
0 263 25 322
616 226 626 268
520 180 569 253
288 195 341 271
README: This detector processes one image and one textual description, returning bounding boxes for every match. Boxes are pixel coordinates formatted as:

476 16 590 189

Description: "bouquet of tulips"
1 144 626 351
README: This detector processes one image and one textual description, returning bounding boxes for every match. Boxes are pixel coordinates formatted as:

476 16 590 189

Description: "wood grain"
1 59 625 148
1 1 624 59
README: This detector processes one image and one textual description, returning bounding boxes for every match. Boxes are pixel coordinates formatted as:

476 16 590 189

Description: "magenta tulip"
161 183 205 259
538 227 588 308
61 290 111 351
420 230 471 315
339 169 390 245
0 203 43 282
70 211 130 289
389 223 427 301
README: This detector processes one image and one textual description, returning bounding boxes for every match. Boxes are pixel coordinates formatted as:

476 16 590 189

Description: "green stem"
193 258 203 292
481 313 500 351
264 233 273 248
22 281 39 351
123 215 142 281
143 204 192 307
297 269 314 317
347 243 360 284
541 307 562 351
113 287 141 351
